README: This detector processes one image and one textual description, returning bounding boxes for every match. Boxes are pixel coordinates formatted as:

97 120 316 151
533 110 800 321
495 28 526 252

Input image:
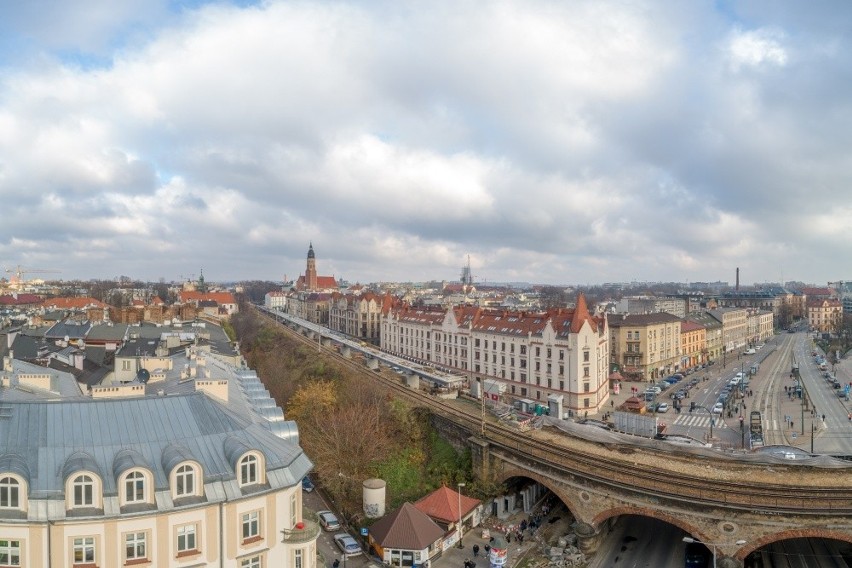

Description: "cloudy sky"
1 1 850 286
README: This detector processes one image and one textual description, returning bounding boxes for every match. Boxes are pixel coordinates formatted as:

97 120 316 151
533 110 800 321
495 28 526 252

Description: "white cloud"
0 1 850 285
727 27 788 70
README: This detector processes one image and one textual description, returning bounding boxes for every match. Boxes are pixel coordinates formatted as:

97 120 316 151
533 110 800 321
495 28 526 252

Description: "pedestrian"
484 543 491 555
822 414 826 422
473 544 479 557
333 559 340 568
506 532 511 543
518 532 524 544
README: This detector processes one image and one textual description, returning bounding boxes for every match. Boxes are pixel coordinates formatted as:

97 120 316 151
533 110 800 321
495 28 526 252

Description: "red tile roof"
43 297 109 310
680 320 704 332
414 485 481 524
179 291 236 304
0 294 43 306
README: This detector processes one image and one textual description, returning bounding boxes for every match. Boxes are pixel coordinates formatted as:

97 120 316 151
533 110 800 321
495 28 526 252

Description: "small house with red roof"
413 485 481 548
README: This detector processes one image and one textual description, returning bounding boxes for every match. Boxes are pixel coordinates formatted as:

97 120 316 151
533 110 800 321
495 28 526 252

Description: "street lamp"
682 537 746 568
457 482 466 548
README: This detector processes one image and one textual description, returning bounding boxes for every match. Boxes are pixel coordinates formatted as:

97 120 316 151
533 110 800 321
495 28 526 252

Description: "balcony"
281 508 322 544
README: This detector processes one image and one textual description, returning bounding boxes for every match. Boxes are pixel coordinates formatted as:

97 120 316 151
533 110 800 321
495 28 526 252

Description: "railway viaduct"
263 308 852 568
429 410 852 568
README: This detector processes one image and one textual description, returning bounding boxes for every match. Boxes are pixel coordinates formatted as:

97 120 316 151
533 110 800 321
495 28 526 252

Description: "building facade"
327 292 387 343
707 308 749 354
608 312 683 381
687 313 724 363
807 298 843 333
680 320 706 369
0 346 316 568
380 295 610 415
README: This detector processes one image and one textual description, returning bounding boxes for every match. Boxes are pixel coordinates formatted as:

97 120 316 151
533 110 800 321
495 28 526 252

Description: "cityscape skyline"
1 1 851 285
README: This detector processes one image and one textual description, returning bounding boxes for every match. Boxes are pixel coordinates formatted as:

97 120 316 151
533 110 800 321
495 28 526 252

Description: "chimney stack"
736 267 740 291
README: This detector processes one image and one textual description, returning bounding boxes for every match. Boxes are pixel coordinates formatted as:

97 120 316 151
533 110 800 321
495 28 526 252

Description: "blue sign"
361 528 369 536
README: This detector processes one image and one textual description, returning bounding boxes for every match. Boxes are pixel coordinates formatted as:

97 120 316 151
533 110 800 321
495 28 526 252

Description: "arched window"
239 455 258 486
124 471 145 504
0 477 19 509
73 474 94 507
175 465 195 497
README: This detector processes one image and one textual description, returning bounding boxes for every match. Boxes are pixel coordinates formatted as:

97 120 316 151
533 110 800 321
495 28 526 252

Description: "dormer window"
240 455 258 486
0 477 19 509
175 464 196 497
124 471 146 504
73 475 94 507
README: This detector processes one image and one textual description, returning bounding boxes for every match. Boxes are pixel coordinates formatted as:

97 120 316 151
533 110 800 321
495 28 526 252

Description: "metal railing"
282 508 322 544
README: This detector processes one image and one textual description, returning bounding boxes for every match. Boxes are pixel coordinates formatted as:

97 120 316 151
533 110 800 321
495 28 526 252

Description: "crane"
4 265 61 288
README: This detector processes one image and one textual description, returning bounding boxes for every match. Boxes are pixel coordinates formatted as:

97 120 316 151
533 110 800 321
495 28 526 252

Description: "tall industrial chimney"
736 267 740 291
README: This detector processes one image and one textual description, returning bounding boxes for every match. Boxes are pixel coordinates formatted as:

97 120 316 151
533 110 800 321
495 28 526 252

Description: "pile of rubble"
546 534 587 567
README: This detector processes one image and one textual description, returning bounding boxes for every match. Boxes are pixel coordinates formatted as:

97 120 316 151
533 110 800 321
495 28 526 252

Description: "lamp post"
682 536 746 568
457 482 466 548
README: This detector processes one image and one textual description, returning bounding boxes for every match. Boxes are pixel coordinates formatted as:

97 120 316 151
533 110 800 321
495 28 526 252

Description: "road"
304 483 373 568
586 516 686 568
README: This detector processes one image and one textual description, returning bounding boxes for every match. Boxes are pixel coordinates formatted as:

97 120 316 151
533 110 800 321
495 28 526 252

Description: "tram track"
255 307 852 516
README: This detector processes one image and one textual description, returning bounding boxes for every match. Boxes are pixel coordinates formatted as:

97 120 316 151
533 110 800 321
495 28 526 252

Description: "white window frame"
239 455 258 486
177 523 197 553
73 474 94 507
175 464 195 497
0 476 20 509
124 471 146 504
125 531 147 561
241 555 262 568
294 548 303 568
0 539 21 566
242 510 260 541
73 536 95 565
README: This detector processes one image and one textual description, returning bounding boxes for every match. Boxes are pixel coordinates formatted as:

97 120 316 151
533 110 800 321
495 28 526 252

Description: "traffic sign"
361 528 369 536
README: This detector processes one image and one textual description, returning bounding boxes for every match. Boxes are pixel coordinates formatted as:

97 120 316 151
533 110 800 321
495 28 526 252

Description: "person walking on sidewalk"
472 544 479 558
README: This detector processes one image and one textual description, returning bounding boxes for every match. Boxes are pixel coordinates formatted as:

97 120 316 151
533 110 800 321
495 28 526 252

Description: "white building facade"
380 296 610 415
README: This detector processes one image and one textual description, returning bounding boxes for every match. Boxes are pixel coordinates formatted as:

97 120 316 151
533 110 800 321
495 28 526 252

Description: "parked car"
646 386 662 394
318 511 341 531
656 403 669 413
301 477 315 493
334 533 363 557
712 402 724 414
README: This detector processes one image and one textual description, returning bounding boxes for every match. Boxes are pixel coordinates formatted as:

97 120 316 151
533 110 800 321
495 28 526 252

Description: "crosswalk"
672 414 727 429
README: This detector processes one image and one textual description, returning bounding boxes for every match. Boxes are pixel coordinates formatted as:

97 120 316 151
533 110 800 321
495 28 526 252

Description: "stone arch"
738 528 852 560
495 466 582 521
591 505 704 540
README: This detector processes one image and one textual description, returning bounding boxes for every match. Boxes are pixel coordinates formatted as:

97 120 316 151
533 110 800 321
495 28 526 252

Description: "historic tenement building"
380 295 610 415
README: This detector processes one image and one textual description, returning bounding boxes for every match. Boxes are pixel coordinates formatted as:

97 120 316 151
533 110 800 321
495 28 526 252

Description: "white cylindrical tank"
362 478 387 518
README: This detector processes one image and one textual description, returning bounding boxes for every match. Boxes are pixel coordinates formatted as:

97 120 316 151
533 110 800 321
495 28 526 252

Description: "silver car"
317 510 340 531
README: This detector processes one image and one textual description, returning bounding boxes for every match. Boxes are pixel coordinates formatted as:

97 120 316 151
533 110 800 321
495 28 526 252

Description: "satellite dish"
136 369 151 384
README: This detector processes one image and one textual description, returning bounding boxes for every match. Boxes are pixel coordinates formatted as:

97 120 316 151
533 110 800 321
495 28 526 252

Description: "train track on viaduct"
255 307 852 519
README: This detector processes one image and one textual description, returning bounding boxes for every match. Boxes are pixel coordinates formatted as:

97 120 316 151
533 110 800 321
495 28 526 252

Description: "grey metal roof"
0 392 310 498
84 323 129 342
61 452 101 480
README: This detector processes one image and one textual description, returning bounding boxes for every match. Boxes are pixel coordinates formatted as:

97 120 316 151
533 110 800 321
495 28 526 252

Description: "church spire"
570 293 594 333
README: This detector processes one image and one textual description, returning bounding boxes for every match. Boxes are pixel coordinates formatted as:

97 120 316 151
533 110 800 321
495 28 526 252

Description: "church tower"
306 243 318 290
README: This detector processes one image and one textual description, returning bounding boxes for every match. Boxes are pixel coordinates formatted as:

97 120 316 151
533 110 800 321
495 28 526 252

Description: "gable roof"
413 485 480 524
368 502 445 550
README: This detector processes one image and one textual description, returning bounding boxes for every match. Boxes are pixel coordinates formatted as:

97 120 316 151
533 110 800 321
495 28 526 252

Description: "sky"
1 1 850 287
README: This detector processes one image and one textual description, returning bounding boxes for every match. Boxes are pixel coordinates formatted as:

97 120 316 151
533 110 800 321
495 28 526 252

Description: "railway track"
255 307 852 516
